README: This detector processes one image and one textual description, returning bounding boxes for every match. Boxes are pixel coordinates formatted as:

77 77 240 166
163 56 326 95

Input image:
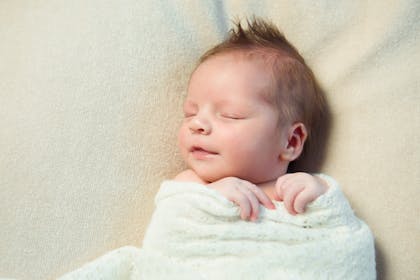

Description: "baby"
175 18 329 220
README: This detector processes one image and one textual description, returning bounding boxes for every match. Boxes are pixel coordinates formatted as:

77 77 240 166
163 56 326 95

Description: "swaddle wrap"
60 175 375 279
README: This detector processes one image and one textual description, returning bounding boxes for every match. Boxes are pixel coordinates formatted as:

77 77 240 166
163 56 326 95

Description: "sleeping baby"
175 17 331 220
59 18 376 280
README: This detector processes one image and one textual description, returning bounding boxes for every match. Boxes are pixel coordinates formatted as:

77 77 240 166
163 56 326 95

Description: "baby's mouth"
190 146 218 158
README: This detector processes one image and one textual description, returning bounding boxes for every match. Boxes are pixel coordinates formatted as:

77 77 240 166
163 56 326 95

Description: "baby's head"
178 18 326 184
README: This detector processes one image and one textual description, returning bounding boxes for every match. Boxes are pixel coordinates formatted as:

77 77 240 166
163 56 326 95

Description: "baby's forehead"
192 49 281 86
188 54 280 107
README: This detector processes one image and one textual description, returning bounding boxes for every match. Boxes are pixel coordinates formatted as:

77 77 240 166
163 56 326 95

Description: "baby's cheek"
225 143 250 165
177 129 188 153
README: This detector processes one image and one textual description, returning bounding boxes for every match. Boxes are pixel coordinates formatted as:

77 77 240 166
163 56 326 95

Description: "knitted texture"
59 176 375 279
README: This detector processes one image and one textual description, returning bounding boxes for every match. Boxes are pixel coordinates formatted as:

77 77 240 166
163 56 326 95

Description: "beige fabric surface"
0 1 418 279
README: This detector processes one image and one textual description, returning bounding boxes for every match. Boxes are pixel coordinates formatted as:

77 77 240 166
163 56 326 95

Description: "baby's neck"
257 180 277 200
175 169 279 200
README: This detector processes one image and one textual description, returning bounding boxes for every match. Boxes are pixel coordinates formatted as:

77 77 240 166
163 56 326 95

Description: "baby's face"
178 53 288 183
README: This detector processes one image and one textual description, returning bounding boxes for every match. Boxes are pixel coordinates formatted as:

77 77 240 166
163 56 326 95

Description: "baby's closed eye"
218 111 248 120
183 112 196 118
221 114 245 120
182 101 198 118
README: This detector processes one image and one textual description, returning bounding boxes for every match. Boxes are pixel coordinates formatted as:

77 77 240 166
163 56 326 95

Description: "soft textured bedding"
59 176 375 279
1 1 419 279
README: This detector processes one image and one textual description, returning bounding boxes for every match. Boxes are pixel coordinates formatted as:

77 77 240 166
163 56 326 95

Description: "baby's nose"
189 116 211 135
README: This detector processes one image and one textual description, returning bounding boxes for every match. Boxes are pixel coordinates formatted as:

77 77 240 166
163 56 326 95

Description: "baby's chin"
193 169 260 184
195 173 223 184
192 169 229 184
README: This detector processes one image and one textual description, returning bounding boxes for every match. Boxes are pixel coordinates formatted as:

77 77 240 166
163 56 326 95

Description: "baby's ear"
280 123 308 162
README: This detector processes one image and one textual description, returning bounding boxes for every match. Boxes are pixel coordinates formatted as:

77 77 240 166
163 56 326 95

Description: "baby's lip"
190 146 218 155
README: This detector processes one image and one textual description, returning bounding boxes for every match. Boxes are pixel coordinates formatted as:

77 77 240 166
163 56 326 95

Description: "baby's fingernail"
296 207 304 214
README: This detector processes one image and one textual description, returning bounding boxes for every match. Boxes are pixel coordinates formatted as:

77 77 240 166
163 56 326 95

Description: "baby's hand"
208 177 276 221
274 173 328 215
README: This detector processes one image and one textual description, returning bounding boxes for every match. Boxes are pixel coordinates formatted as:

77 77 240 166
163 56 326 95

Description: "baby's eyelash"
183 112 195 118
220 114 245 120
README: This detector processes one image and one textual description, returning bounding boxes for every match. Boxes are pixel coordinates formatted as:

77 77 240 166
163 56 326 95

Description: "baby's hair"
199 18 326 146
198 17 329 170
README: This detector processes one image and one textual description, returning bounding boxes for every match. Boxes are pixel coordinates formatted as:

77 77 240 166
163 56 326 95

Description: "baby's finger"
231 192 252 220
247 184 275 210
283 184 305 215
274 174 293 201
293 189 318 214
239 187 260 221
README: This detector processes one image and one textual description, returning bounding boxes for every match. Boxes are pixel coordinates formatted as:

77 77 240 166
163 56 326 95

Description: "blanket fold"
60 176 375 279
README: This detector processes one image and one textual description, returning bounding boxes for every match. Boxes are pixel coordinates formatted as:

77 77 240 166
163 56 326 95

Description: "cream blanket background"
0 1 418 279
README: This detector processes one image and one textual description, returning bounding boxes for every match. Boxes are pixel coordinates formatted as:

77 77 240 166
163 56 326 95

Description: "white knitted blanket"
59 176 375 279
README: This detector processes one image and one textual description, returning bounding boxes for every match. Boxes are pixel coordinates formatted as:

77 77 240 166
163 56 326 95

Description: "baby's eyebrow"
216 99 253 110
183 100 198 109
